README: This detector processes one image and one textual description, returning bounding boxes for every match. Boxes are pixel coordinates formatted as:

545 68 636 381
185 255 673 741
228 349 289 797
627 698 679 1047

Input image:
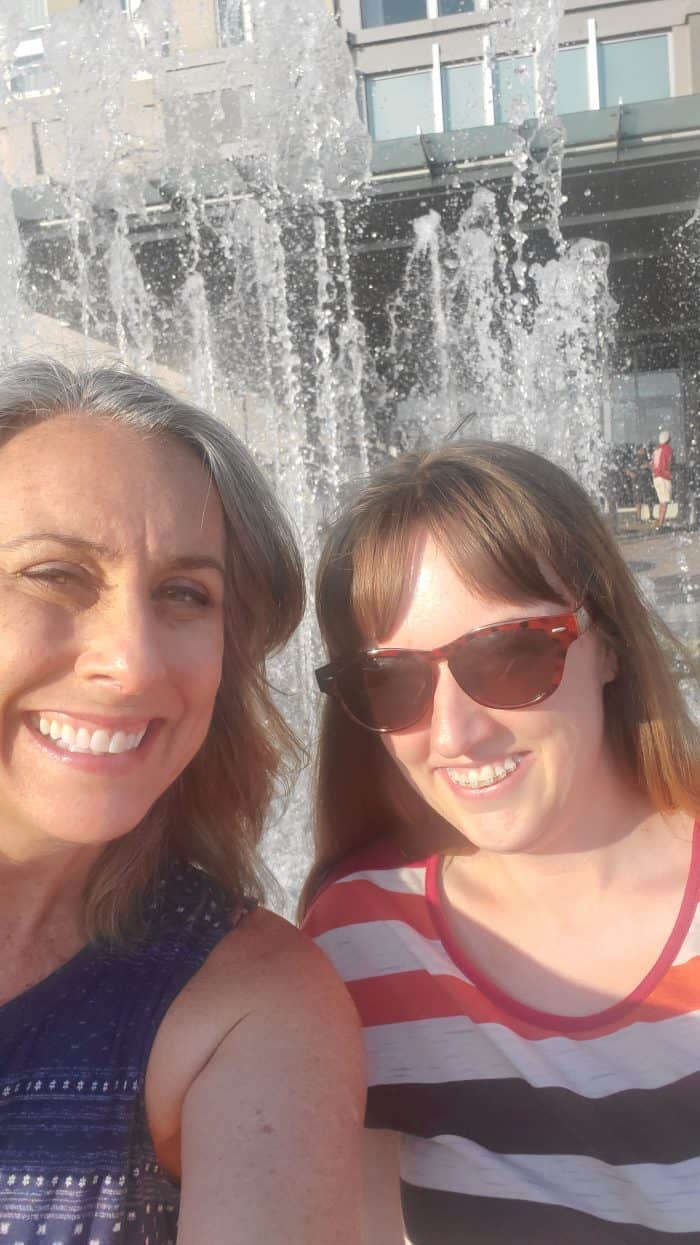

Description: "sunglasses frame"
315 606 592 733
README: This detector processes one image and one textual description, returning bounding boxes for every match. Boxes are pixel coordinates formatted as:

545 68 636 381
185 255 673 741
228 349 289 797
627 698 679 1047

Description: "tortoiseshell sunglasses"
315 607 592 733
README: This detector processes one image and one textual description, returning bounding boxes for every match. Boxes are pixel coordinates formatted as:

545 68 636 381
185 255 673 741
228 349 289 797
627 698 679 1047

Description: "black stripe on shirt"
401 1183 700 1245
368 1071 700 1165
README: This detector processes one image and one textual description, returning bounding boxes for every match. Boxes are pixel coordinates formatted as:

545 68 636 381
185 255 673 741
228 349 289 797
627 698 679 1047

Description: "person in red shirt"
651 429 673 527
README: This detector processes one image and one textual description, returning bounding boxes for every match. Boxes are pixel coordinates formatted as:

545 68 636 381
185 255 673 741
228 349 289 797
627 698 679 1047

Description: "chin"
452 810 549 855
39 803 157 849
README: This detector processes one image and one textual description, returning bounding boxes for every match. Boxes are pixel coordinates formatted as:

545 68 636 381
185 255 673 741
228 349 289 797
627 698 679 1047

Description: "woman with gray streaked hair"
0 359 364 1245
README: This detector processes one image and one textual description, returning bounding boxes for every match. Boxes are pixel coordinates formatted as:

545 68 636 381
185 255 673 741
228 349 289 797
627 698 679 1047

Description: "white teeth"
90 729 111 754
34 718 148 756
447 756 522 790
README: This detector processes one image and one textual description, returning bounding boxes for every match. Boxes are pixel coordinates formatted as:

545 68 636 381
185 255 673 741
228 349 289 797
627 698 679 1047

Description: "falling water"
0 0 696 902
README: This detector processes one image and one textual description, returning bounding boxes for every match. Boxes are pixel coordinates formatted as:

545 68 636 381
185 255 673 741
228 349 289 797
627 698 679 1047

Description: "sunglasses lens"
336 655 433 731
451 628 562 708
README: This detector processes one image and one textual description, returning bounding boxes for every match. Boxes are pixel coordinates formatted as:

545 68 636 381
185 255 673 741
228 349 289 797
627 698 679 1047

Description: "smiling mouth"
446 754 525 791
33 715 149 756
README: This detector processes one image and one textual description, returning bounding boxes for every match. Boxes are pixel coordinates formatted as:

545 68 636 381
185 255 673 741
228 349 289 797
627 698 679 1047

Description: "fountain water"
0 0 696 904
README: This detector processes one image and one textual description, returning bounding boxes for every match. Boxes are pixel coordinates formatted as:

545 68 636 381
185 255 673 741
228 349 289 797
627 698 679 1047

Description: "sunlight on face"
379 531 617 856
0 414 227 859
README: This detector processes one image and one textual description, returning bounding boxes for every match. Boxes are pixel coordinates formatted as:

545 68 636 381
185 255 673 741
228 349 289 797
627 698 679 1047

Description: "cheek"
381 724 431 771
172 624 224 711
0 597 70 691
534 662 608 768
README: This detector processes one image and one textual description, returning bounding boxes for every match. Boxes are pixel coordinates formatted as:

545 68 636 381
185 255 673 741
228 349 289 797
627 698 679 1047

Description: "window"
493 55 535 124
554 45 588 114
610 370 684 455
22 0 47 27
438 0 475 13
10 51 52 95
442 62 485 130
361 0 427 28
366 71 435 140
217 0 246 45
598 34 670 107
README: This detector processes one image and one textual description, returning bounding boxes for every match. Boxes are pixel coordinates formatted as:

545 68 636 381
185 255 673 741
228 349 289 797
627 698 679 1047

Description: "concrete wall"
46 0 79 14
172 0 220 53
0 0 246 191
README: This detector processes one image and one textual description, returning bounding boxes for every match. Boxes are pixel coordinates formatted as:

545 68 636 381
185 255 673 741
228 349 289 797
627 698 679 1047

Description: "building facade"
335 0 700 141
330 0 700 501
1 0 699 509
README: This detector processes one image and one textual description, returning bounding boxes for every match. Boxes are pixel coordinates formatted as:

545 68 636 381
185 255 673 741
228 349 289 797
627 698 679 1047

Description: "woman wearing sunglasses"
302 441 699 1244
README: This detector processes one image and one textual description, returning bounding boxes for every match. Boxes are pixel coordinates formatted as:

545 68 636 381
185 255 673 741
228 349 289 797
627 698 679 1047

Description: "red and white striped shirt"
304 829 700 1243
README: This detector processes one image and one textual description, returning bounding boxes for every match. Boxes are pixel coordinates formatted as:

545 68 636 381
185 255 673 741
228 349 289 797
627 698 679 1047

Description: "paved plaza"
618 526 700 654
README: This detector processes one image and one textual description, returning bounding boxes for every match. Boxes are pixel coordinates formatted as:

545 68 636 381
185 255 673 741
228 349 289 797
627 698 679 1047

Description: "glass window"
442 62 485 130
9 0 48 27
610 370 684 456
598 34 670 107
10 54 52 94
23 0 47 25
493 55 535 124
217 0 246 45
366 71 435 140
438 0 475 13
554 45 588 113
361 0 427 28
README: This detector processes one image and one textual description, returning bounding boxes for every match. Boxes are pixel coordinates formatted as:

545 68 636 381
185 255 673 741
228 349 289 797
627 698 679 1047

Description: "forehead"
0 413 225 555
378 531 558 648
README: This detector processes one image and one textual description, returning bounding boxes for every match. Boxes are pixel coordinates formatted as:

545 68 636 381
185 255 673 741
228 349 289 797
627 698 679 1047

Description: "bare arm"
363 1129 405 1245
175 932 365 1245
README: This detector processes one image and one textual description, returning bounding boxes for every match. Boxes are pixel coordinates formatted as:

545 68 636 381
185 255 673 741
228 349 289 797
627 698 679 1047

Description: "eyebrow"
0 533 226 576
0 532 113 555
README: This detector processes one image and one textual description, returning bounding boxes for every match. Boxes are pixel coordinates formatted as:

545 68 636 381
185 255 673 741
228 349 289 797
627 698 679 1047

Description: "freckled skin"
0 414 366 1245
0 413 226 857
378 529 619 858
375 528 695 1025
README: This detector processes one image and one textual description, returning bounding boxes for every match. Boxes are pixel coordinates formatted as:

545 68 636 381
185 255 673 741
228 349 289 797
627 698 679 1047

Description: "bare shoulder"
163 903 356 1022
146 906 362 1177
174 907 366 1243
188 904 359 1017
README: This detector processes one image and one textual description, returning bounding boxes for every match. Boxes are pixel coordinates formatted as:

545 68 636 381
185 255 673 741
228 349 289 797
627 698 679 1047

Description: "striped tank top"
304 830 700 1243
0 862 245 1245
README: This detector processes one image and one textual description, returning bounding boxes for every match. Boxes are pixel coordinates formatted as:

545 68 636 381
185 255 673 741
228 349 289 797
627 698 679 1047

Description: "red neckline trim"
425 821 700 1034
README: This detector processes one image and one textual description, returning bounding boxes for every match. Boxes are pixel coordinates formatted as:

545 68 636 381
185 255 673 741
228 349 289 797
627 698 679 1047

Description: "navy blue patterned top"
0 862 245 1245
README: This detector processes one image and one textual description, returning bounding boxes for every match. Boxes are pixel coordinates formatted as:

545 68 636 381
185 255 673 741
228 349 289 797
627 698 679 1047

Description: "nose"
429 662 497 757
74 585 167 696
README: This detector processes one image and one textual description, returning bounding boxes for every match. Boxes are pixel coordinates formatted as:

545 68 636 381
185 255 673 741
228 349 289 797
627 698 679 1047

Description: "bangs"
305 440 699 924
327 460 579 653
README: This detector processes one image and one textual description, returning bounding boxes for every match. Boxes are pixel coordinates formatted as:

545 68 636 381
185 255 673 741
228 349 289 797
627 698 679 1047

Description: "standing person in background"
0 359 364 1245
651 429 673 527
302 441 698 1245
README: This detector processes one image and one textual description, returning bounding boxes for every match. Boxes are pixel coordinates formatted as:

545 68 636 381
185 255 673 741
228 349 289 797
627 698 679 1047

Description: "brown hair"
0 358 305 942
300 440 699 916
